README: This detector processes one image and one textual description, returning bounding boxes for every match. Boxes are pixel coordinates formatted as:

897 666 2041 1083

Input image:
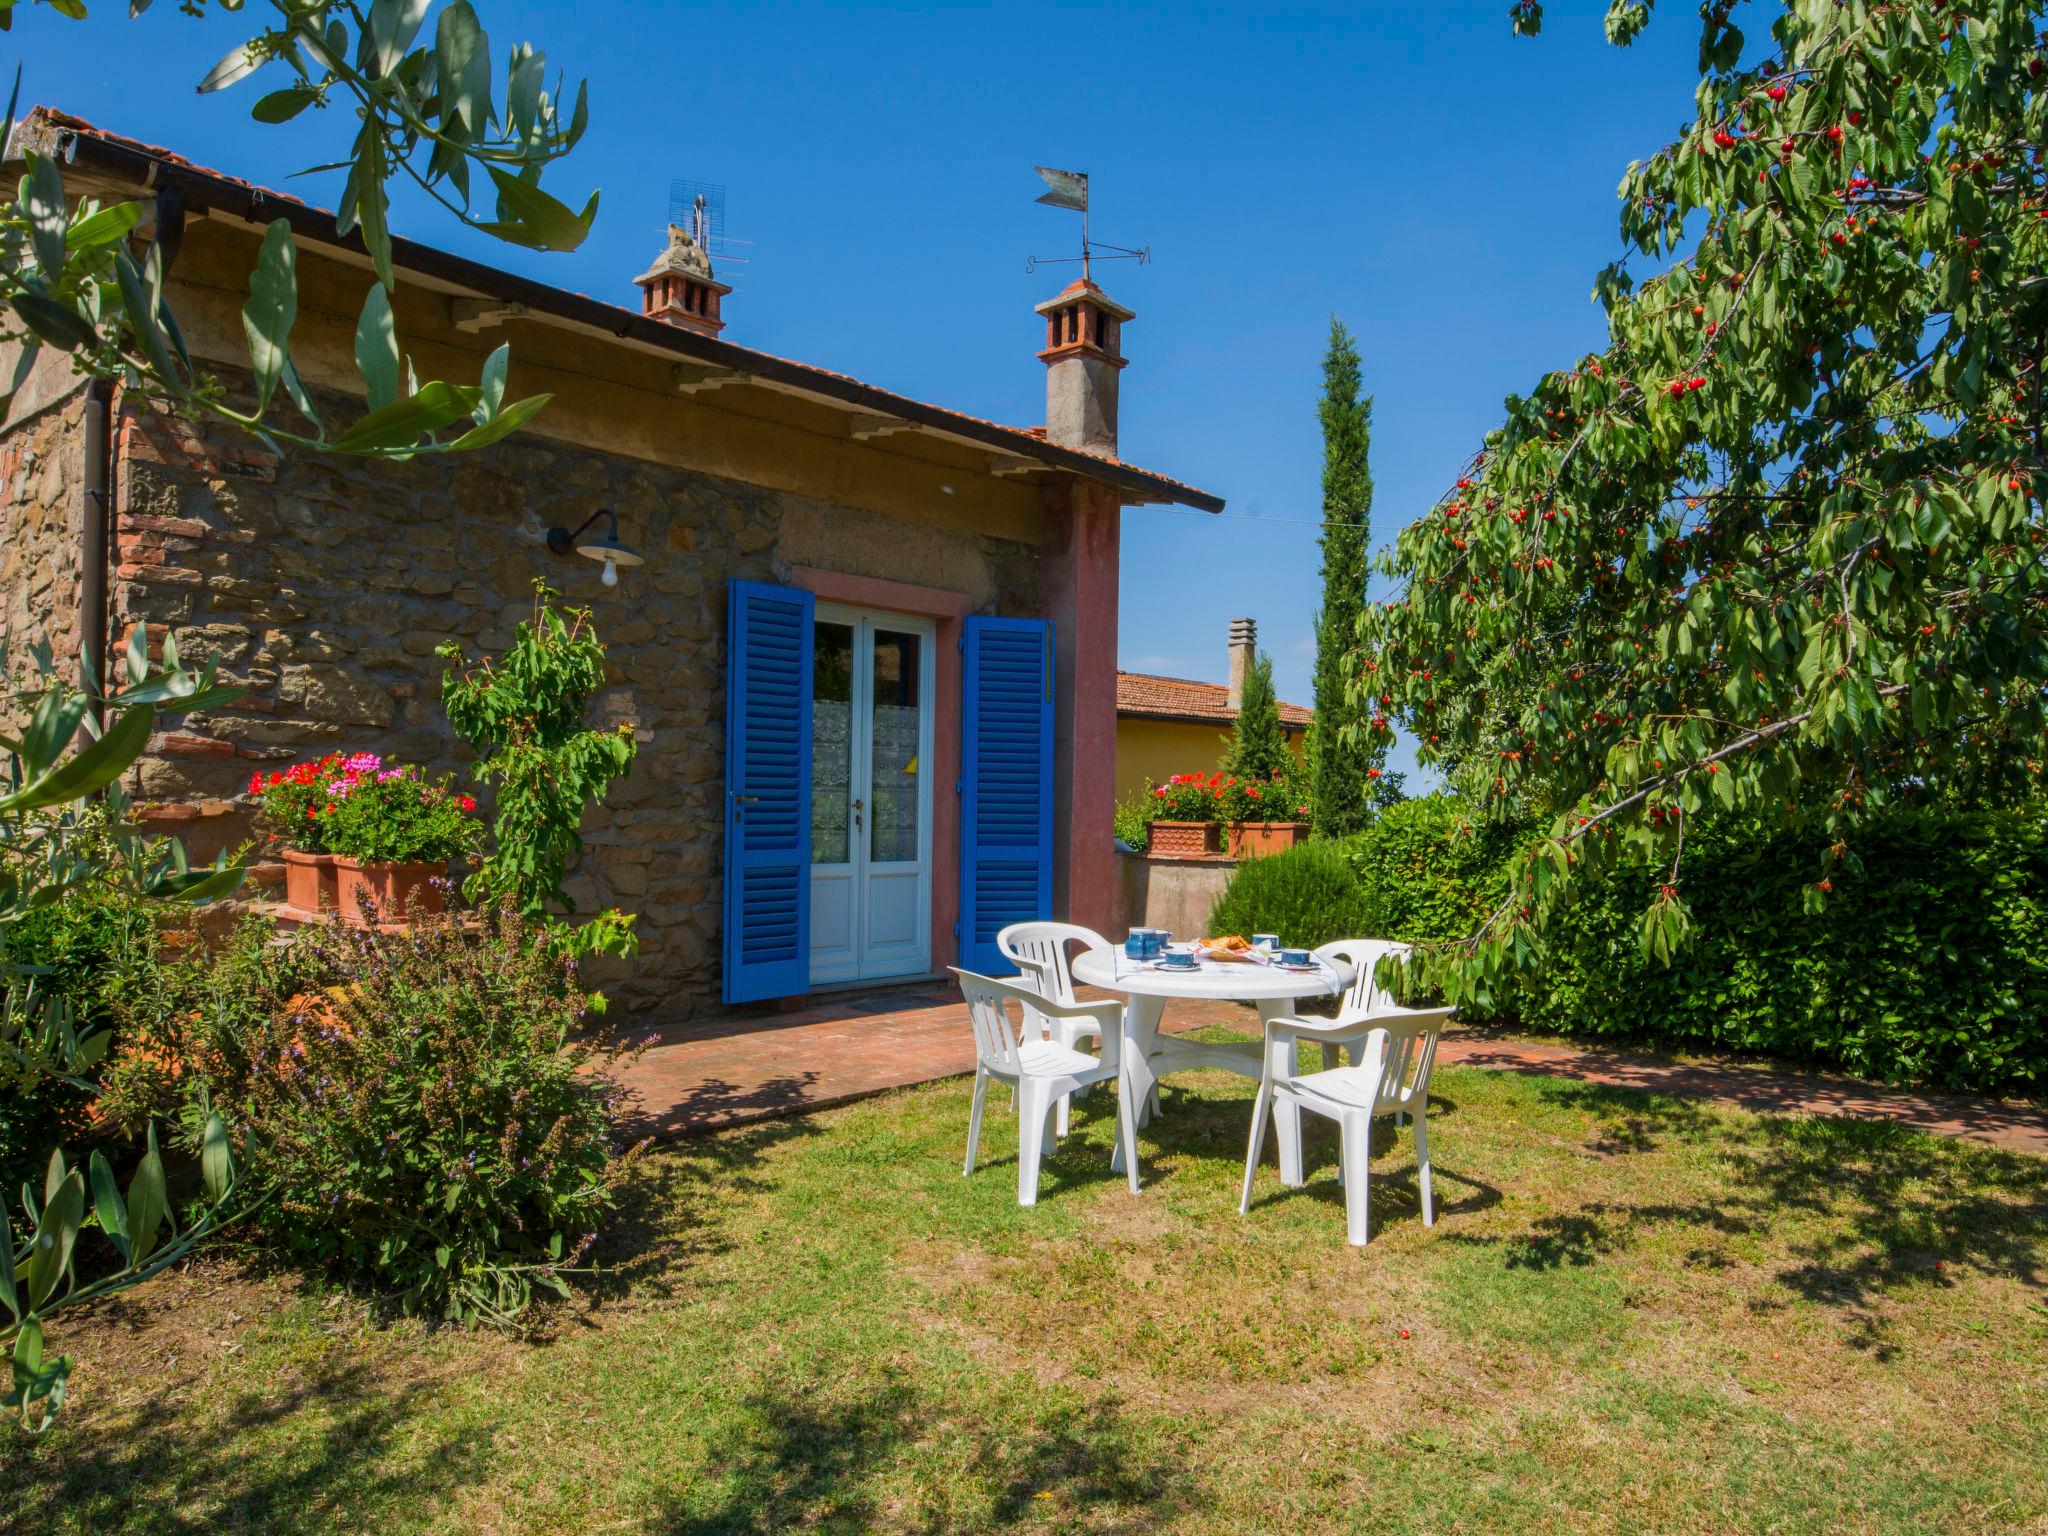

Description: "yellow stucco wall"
1115 718 1307 801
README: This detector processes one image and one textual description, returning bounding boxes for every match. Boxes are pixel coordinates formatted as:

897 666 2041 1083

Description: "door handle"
852 797 864 828
733 794 762 803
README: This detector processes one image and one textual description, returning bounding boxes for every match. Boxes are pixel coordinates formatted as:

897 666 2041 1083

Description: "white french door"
808 607 935 985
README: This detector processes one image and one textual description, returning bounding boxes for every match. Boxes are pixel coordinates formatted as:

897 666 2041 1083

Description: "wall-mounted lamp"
545 508 644 588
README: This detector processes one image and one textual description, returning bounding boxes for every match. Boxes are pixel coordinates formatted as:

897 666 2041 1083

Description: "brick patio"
618 984 2048 1156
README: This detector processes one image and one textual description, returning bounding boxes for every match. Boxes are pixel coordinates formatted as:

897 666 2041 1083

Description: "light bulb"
601 555 618 588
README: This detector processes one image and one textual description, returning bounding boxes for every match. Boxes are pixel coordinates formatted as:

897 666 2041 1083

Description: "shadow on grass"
1454 1081 2048 1356
1235 1111 1503 1234
1126 1082 1502 1235
639 1379 1189 1535
3 1359 490 1536
587 1111 825 1305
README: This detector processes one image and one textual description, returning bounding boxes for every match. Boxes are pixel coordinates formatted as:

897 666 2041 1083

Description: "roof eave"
41 116 1225 514
1116 708 1310 730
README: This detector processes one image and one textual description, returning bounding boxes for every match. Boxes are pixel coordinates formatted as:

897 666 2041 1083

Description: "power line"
1141 504 1381 534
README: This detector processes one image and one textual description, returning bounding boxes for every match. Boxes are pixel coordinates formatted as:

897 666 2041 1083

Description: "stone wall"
0 384 90 702
106 383 1040 1018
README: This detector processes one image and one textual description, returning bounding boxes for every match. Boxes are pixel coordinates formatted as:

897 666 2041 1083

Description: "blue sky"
27 2 1705 782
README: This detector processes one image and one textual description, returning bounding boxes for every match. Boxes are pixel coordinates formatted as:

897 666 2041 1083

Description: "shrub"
1208 839 1372 951
192 907 645 1323
1344 795 1523 946
0 880 153 1189
1506 809 2048 1092
1113 787 1153 852
90 913 324 1141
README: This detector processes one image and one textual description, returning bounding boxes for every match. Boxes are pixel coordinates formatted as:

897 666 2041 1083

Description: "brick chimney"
1227 617 1256 711
1035 278 1132 457
635 222 730 339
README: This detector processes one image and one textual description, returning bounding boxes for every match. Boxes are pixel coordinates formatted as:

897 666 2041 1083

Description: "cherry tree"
1357 0 2048 1001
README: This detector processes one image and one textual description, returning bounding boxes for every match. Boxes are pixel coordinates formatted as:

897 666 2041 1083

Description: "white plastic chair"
998 921 1115 1136
1239 1006 1455 1246
1309 939 1412 1071
953 968 1136 1207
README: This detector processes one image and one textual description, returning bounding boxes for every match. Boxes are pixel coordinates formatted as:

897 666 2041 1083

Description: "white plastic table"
1070 948 1354 1193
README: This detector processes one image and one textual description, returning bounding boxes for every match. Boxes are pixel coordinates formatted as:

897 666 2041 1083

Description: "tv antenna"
1026 165 1148 279
668 178 751 275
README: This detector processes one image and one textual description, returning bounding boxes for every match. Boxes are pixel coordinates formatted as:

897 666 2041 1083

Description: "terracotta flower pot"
1148 820 1221 859
280 849 340 914
1224 820 1311 860
331 857 447 927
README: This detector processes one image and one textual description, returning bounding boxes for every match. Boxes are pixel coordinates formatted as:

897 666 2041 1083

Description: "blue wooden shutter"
722 579 814 1004
958 616 1054 975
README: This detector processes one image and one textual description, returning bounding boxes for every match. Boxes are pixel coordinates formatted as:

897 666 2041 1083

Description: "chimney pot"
1227 617 1256 711
1034 278 1133 458
635 223 731 339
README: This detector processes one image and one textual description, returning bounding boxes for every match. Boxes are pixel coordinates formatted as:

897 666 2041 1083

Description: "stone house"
1114 618 1312 800
0 109 1221 1018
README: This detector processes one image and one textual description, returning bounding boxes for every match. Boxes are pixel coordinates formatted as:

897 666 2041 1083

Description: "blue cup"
1126 927 1148 959
1144 928 1169 957
1253 933 1280 950
1161 951 1198 970
1279 948 1312 967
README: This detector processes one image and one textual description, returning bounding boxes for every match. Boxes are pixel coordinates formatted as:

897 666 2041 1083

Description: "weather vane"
1026 165 1149 279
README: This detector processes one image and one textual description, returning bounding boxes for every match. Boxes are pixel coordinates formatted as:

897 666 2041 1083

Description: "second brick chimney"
1227 617 1256 711
1035 278 1132 458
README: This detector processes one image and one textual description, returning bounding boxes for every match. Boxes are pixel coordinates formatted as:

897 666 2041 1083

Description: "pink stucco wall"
1039 482 1121 936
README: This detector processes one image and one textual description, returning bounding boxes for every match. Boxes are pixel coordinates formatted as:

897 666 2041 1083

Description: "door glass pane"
811 621 853 865
869 629 923 863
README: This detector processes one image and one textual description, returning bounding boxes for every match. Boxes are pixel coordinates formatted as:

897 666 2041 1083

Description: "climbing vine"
439 585 637 958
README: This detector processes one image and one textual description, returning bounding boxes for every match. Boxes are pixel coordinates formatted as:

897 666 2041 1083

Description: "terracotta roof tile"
1116 671 1313 729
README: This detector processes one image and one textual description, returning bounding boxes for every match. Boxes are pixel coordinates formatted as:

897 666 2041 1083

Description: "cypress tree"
1310 318 1393 836
1222 648 1289 784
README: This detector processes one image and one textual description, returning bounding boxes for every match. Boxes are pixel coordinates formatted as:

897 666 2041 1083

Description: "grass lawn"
5 1025 2047 1535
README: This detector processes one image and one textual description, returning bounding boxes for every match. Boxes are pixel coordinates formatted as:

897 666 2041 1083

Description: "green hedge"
1205 795 2048 1093
1510 811 2048 1092
1208 797 1518 955
1344 795 1522 944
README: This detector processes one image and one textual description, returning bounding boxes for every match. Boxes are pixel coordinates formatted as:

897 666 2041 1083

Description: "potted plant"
251 753 348 913
254 754 482 925
1220 768 1312 859
1147 773 1224 858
